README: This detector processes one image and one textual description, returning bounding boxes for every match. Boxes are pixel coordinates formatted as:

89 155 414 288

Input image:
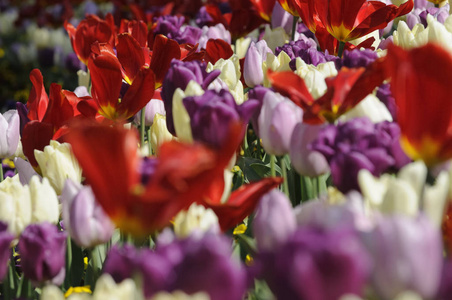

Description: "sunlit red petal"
204 39 234 64
117 33 145 85
204 178 283 231
88 48 122 119
384 43 452 165
119 67 155 119
66 122 141 215
27 69 49 122
150 35 181 88
41 83 74 130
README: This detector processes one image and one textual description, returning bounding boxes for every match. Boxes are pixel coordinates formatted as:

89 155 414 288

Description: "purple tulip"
103 244 139 283
248 86 272 137
256 226 371 300
376 84 397 121
0 222 13 281
158 233 247 300
61 180 114 248
275 39 337 70
437 259 452 300
161 59 220 135
310 117 410 193
183 89 259 148
243 41 272 87
0 109 20 159
253 189 296 251
337 49 378 70
290 123 330 177
18 223 66 285
361 214 443 299
257 91 303 155
154 15 202 45
104 234 247 300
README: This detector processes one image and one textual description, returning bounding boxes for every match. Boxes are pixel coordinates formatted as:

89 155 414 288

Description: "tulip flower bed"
1 0 452 299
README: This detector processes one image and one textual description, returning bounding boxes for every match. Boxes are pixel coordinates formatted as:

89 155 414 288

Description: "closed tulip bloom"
253 189 296 251
29 176 59 225
257 226 371 300
135 98 166 127
19 222 66 285
0 175 32 236
290 123 330 177
0 222 14 282
362 214 443 299
244 41 272 87
0 109 20 159
61 179 114 248
34 140 82 195
258 91 303 155
150 114 174 155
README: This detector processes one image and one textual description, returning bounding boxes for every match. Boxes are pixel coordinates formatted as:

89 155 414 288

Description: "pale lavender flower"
253 189 296 251
361 214 443 299
0 109 20 159
61 179 114 248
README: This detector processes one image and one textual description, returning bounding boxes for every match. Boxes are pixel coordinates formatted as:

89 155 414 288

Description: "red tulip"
201 177 283 231
383 43 452 166
23 69 82 166
66 121 245 237
65 14 115 65
87 42 155 121
268 59 385 124
296 0 413 43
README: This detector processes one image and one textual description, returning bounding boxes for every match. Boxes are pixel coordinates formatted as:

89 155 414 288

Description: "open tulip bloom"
3 1 452 299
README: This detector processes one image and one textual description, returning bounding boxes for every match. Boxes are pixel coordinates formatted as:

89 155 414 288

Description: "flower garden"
1 0 452 299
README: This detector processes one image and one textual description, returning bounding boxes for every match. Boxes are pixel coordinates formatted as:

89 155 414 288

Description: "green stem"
147 128 153 156
243 130 249 156
0 159 4 182
140 108 146 148
270 155 276 177
88 246 102 289
291 17 298 41
280 157 289 198
64 237 72 289
337 41 346 58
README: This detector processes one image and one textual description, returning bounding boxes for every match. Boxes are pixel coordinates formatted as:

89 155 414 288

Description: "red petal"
267 70 315 108
41 83 74 130
204 39 233 64
66 122 141 217
384 43 452 165
88 48 122 119
117 33 145 84
150 35 181 88
205 177 283 231
22 121 54 167
27 69 48 122
120 67 155 119
68 15 114 64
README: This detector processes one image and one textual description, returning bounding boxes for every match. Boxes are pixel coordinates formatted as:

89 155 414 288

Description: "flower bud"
150 113 174 155
0 222 13 281
253 190 296 251
19 222 66 285
362 214 443 299
290 123 330 177
34 140 82 195
173 203 220 238
0 109 20 159
61 179 115 248
258 91 303 155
